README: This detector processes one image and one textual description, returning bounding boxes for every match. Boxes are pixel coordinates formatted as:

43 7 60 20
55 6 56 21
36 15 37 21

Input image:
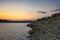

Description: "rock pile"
27 13 60 40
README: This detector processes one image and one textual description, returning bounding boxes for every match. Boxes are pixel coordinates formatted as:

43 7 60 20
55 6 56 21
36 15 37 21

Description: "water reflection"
0 23 31 40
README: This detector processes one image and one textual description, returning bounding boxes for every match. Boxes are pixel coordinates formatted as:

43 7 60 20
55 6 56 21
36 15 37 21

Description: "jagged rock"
27 13 60 40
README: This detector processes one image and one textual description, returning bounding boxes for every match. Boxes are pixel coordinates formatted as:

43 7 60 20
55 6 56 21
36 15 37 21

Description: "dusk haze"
0 0 60 20
0 0 60 40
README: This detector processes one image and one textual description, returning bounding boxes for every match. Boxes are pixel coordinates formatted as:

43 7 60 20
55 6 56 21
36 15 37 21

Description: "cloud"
51 8 60 12
38 11 47 14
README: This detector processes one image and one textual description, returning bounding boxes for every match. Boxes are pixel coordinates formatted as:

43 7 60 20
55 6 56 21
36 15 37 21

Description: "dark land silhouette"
0 19 33 23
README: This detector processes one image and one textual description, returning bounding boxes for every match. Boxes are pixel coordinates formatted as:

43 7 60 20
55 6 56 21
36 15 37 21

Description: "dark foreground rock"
27 13 60 40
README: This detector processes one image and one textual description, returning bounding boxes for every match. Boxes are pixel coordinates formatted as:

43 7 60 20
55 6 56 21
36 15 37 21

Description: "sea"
0 23 31 40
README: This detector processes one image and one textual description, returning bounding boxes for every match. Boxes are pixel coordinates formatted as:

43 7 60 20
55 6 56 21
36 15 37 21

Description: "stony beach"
27 13 60 40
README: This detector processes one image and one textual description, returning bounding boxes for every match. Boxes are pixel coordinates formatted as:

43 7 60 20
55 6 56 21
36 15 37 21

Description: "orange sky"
0 0 57 20
0 2 41 20
0 11 40 20
0 10 53 20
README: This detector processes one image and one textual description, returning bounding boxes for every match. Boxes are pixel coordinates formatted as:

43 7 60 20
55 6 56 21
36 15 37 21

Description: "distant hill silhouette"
0 19 33 23
0 19 10 22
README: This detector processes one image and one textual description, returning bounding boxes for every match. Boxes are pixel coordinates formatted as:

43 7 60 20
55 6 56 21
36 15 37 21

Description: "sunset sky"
0 0 60 20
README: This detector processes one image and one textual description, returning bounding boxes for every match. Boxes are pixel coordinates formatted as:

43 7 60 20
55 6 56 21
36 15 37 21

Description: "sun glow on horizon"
0 11 39 20
0 0 59 20
0 2 40 20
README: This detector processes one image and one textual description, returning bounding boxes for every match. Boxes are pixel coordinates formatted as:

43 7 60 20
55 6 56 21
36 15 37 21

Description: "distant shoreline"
0 19 34 23
0 21 34 23
0 22 31 23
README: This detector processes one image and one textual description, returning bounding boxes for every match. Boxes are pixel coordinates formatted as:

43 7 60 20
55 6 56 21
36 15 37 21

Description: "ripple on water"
0 23 31 40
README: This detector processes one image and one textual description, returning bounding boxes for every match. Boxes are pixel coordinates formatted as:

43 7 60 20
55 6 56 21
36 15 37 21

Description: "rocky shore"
27 13 60 40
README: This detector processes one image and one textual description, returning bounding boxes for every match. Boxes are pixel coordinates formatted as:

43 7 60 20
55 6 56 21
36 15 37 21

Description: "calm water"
0 23 31 40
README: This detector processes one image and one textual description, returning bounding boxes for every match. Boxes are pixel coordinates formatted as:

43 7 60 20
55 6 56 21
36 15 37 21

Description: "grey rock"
27 13 60 40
